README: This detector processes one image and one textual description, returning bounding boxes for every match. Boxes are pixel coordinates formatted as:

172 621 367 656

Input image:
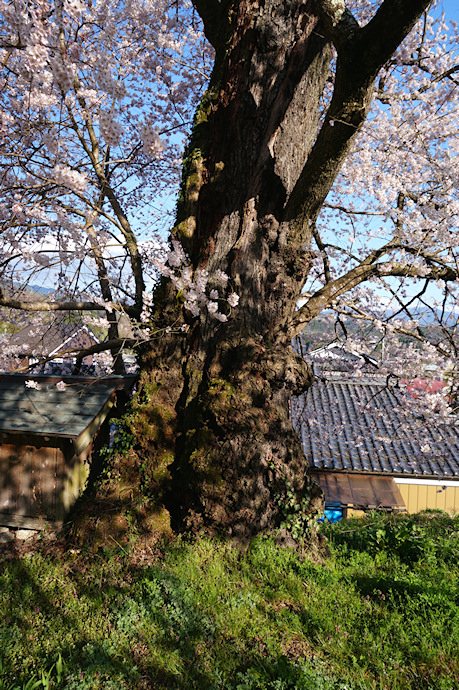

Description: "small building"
307 342 379 372
0 373 136 531
291 373 459 518
292 334 379 374
1 319 100 373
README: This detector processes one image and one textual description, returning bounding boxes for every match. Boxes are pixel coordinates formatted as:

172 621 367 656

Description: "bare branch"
291 254 458 336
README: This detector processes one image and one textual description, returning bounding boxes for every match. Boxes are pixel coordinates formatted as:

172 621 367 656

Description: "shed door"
0 443 60 520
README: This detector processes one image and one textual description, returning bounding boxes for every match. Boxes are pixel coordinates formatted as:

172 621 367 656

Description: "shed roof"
0 374 136 455
291 374 459 480
313 472 405 510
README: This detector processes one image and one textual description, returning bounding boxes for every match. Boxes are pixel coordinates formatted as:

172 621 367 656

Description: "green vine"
272 474 319 542
100 414 135 463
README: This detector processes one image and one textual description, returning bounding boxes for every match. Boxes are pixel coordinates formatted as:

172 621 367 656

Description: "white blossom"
25 380 41 390
185 300 200 317
53 165 88 193
227 293 239 307
215 270 229 286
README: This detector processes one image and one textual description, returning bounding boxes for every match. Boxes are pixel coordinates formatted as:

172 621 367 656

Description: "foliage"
99 417 135 464
321 510 459 565
0 512 458 689
274 477 320 543
0 654 63 690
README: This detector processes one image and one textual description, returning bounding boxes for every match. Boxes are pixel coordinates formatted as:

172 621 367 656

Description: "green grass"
0 511 458 689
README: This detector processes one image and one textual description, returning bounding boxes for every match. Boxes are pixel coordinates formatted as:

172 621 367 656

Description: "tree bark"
161 0 328 539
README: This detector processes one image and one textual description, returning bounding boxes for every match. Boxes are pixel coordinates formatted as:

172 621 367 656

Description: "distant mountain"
28 284 54 295
386 308 458 326
1 281 55 297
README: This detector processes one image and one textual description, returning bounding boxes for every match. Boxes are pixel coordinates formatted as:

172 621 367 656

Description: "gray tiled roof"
291 374 459 480
308 343 379 368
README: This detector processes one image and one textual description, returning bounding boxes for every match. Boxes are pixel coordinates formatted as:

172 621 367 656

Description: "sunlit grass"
0 511 458 689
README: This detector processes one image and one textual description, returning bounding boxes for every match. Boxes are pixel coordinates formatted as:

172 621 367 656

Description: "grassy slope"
0 511 458 690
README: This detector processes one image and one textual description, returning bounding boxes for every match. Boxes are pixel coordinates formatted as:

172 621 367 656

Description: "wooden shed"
0 374 136 530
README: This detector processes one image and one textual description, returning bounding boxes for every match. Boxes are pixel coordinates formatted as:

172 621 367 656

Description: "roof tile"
292 375 459 480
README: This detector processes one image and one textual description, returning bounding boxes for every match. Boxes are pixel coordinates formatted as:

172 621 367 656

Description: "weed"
273 478 319 542
0 654 63 690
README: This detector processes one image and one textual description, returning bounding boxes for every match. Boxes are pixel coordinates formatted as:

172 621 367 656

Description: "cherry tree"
1 0 459 543
301 3 459 378
0 0 211 370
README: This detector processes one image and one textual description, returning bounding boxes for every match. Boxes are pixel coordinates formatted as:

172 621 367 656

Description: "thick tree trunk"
148 0 328 539
169 337 321 539
70 0 327 546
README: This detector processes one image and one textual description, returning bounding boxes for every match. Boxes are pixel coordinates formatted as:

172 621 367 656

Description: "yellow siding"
417 484 428 510
397 483 459 514
347 509 366 518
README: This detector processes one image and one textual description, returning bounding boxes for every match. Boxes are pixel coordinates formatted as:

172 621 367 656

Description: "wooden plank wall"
0 443 60 520
0 441 90 525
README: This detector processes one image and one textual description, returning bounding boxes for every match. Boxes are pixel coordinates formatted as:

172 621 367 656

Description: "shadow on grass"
0 551 222 689
352 572 459 612
0 543 324 690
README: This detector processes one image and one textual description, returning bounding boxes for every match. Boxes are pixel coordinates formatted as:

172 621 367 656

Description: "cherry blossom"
0 0 458 391
0 0 211 313
25 380 41 390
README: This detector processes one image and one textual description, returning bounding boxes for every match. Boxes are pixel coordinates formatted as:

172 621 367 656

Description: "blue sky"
440 0 459 20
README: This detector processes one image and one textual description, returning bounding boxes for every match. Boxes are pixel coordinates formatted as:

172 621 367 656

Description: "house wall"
395 481 459 514
345 479 459 515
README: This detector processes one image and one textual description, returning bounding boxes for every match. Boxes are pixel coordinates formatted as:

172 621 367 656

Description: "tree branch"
331 301 452 359
0 295 138 318
314 1 359 51
285 0 431 224
291 256 458 336
192 0 232 50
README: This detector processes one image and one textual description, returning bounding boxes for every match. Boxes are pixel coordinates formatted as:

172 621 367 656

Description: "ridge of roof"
6 320 99 356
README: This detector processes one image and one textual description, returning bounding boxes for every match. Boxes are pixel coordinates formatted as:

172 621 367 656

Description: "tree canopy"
0 0 457 374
